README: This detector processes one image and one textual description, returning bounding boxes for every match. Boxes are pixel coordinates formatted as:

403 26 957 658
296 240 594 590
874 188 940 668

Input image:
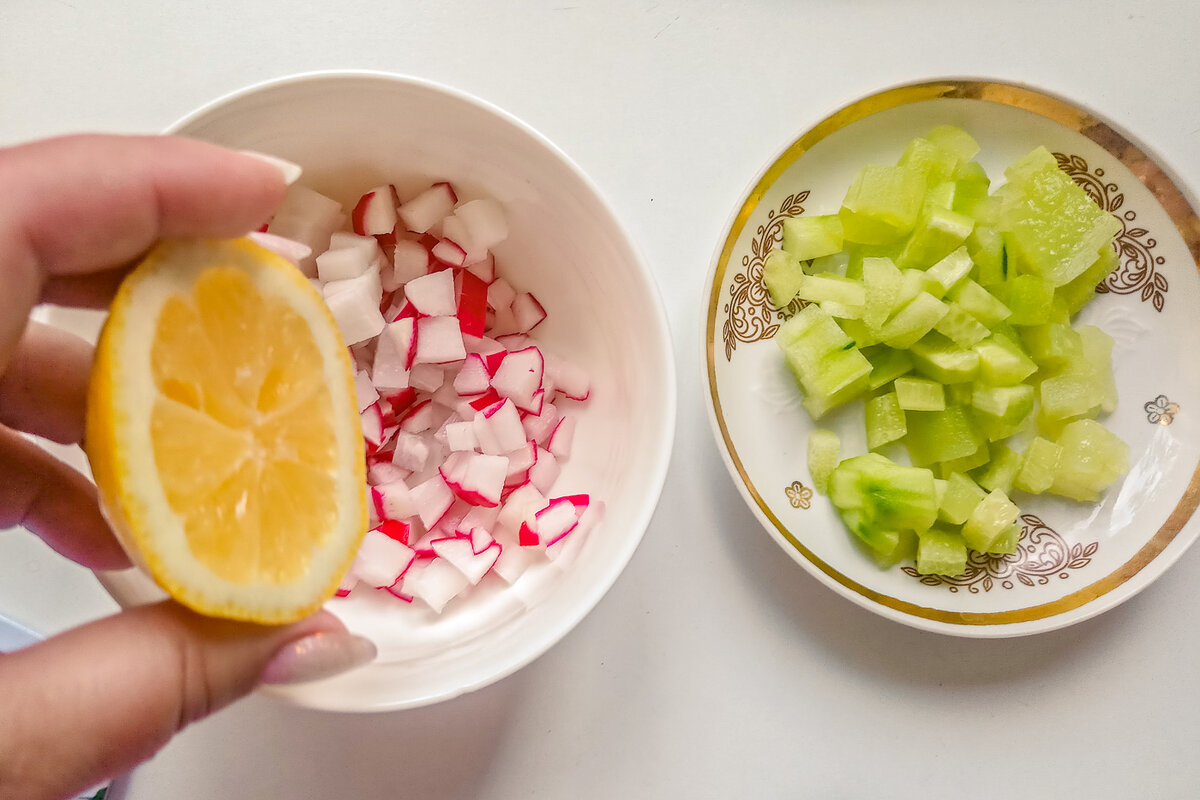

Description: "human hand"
0 135 375 800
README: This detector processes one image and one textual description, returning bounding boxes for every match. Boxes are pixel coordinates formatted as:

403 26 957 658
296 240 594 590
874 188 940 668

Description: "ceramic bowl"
703 78 1200 637
87 71 675 709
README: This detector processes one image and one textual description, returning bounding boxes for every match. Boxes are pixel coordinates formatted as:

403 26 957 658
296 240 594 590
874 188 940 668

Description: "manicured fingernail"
259 631 376 685
239 150 303 186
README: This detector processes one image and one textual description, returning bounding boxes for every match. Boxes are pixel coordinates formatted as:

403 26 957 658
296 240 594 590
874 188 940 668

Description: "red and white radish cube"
266 184 344 277
487 277 516 312
409 474 454 530
483 398 527 454
349 529 416 589
317 233 380 282
368 461 410 486
409 363 447 393
431 536 501 585
414 316 466 365
490 347 545 413
453 353 491 396
352 185 399 236
444 420 479 451
371 479 418 521
547 415 576 459
454 198 508 253
457 270 489 338
325 279 386 345
391 431 432 472
497 482 548 538
528 446 560 494
401 557 470 613
393 239 431 285
398 182 457 234
431 237 467 268
403 268 456 317
372 318 416 392
439 451 509 507
354 370 380 413
510 292 547 333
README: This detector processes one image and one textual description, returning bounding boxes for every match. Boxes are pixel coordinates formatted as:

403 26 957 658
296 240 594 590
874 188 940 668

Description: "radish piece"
398 399 436 434
352 185 398 236
547 415 576 459
372 318 416 392
385 387 418 416
491 346 545 413
391 432 431 474
528 446 560 494
497 482 547 537
392 238 431 286
444 420 479 451
431 500 471 538
402 557 470 613
266 184 344 277
430 378 463 411
325 278 386 345
409 363 446 393
368 461 410 486
431 237 467 268
414 316 466 364
496 333 533 352
453 353 491 396
248 231 312 266
354 371 380 413
511 292 547 333
463 334 505 356
409 474 454 530
316 233 379 282
398 182 457 234
487 277 517 312
371 479 418 521
457 269 489 337
454 198 508 253
361 402 385 451
522 401 562 445
324 268 384 315
504 440 537 488
403 269 456 316
439 451 509 507
375 518 413 545
335 573 357 598
349 529 416 589
466 251 496 284
491 536 535 583
548 498 603 565
545 353 591 401
432 536 501 585
457 505 501 540
483 398 527 453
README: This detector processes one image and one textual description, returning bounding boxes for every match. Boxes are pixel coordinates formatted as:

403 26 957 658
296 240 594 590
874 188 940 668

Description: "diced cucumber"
909 332 980 384
862 256 903 330
928 125 980 162
935 303 991 347
899 137 961 187
896 206 975 269
937 443 992 476
1003 273 1055 326
973 334 1037 385
829 453 939 534
808 250 851 275
1056 245 1118 316
782 214 845 261
796 273 866 307
972 443 1022 494
862 345 914 390
839 164 926 245
961 489 1021 554
819 300 864 320
1013 436 1062 494
776 305 873 418
1019 323 1083 370
837 317 879 348
879 292 950 349
937 471 986 525
904 405 983 467
965 224 1006 286
924 247 975 296
762 249 805 308
916 526 969 576
865 391 907 450
894 376 946 411
1078 325 1118 414
948 279 1012 327
807 429 841 495
1048 419 1130 502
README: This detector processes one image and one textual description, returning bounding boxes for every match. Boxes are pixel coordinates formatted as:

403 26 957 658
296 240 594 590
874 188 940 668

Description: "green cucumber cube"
807 429 841 495
865 391 907 450
879 292 949 349
898 136 961 187
922 180 958 214
928 125 981 162
862 256 903 330
776 305 873 418
839 164 926 245
971 383 1035 420
965 224 1007 287
1078 325 1118 414
1038 370 1102 423
894 376 946 411
972 443 1022 494
819 300 864 320
935 304 992 348
905 405 984 467
948 279 1012 327
837 317 879 348
829 453 939 534
863 345 914 390
1056 245 1118 316
782 214 845 261
910 332 980 384
937 471 986 525
1019 323 1083 370
762 249 805 308
952 161 991 218
808 250 851 275
973 334 1038 385
916 527 969 576
1004 273 1055 326
962 489 1021 554
937 443 992 476
924 247 975 296
897 206 976 269
796 273 866 307
1013 436 1063 494
867 528 919 569
1048 419 1130 502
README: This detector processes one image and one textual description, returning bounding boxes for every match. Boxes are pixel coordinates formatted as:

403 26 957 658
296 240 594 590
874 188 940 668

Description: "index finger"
0 134 294 371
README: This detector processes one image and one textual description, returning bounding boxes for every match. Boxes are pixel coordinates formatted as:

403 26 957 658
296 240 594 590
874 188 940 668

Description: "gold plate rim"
705 78 1200 630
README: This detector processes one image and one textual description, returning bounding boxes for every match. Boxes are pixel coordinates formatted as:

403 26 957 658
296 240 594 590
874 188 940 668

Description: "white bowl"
704 78 1200 637
89 71 675 710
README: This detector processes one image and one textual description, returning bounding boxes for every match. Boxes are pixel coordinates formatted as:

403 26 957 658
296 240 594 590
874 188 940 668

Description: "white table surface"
4 1 1200 797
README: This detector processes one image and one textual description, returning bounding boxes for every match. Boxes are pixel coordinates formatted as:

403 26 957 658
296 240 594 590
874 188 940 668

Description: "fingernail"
238 150 303 186
259 631 376 685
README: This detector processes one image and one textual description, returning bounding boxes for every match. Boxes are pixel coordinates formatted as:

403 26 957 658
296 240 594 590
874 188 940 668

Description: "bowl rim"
701 76 1200 638
99 69 679 710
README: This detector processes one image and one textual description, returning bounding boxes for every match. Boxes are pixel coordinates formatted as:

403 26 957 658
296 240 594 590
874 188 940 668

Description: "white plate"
703 79 1200 637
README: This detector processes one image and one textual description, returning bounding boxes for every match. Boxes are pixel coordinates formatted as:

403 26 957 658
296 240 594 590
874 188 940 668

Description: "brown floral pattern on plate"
900 514 1097 593
1145 394 1180 425
784 480 812 509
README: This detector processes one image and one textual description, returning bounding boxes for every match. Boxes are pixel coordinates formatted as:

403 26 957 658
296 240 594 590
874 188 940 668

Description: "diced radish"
414 316 466 364
266 184 344 277
444 420 479 451
463 334 505 356
457 504 501 541
409 363 446 393
398 182 457 234
483 398 527 454
457 269 489 337
545 352 591 401
487 277 517 312
496 333 533 351
533 496 582 547
453 353 491 396
522 401 562 445
325 278 386 345
432 536 501 585
368 461 410 486
248 231 313 267
547 498 603 565
352 185 398 237
491 535 535 584
398 399 437 434
372 318 416 392
409 474 454 530
490 346 545 413
324 268 384 318
354 370 380 413
335 573 357 598
316 233 380 282
375 518 413 545
511 292 547 333
466 252 496 284
547 415 576 459
349 529 416 589
391 430 431 472
403 269 457 317
497 482 547 537
371 479 418 521
430 378 463 411
361 402 385 452
528 446 560 494
392 239 431 286
504 440 537 488
385 387 418 416
454 198 508 254
401 556 470 613
431 237 467 268
439 451 509 507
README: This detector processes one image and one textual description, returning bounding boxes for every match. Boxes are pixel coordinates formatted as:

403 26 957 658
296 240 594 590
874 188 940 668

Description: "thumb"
0 601 375 800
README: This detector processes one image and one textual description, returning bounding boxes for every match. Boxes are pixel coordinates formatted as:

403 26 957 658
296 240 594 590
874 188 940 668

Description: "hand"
0 135 375 800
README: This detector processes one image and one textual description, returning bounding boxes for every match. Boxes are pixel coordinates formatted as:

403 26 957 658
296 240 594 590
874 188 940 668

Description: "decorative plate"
703 79 1200 636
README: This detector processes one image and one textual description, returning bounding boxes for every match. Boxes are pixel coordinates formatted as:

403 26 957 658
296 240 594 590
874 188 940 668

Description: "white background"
2 1 1200 797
